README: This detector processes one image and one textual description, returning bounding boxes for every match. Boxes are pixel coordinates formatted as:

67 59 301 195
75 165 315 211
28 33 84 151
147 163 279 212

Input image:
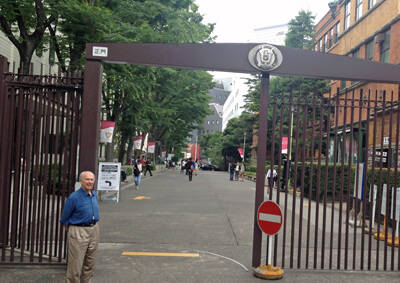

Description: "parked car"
201 163 218 171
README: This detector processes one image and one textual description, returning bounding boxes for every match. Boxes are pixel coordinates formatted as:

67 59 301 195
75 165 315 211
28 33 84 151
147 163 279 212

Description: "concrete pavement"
1 169 399 282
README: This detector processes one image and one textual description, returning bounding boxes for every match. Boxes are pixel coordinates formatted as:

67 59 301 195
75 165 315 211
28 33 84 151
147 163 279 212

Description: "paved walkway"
1 169 399 282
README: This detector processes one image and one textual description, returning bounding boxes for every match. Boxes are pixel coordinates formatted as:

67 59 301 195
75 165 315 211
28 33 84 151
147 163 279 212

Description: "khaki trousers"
66 223 100 283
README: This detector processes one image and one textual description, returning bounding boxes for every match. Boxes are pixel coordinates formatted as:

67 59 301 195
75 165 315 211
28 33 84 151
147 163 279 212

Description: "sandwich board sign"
98 162 121 202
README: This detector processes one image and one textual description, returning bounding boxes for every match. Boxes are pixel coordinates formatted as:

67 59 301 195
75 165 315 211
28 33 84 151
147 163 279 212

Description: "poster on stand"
98 162 121 191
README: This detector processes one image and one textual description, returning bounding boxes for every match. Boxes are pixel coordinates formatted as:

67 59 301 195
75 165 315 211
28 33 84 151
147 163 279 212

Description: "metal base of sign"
99 190 120 203
253 264 284 280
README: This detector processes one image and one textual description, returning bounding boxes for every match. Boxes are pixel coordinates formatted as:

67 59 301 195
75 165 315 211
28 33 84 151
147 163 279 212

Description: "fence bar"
337 89 348 269
265 101 277 265
281 92 294 268
387 91 395 271
289 96 301 268
305 93 317 269
344 90 355 269
396 85 400 271
380 92 388 271
329 89 341 269
274 96 285 266
297 100 308 268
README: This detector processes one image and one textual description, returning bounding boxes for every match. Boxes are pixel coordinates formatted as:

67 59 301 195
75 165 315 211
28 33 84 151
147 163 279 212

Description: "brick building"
314 0 400 165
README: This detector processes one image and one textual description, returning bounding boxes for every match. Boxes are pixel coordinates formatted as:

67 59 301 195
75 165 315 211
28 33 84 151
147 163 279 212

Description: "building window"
344 1 351 31
369 0 376 9
356 0 363 21
366 40 374 60
380 30 390 63
336 22 341 37
324 34 328 51
330 28 334 46
353 48 360 59
340 80 347 89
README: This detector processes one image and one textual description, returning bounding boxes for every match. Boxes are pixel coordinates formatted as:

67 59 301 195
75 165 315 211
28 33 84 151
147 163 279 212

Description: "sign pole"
254 200 284 279
268 236 272 265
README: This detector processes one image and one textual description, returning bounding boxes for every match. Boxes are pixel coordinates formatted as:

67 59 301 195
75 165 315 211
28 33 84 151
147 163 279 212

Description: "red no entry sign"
257 201 282 235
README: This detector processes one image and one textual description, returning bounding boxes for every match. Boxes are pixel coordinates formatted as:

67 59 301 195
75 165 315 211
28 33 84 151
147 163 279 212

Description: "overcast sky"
195 0 332 43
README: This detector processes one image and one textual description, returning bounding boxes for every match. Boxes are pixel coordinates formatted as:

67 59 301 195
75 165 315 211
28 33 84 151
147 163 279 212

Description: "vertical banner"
133 136 142 150
100 121 115 143
148 141 156 153
281 137 288 154
162 148 167 158
238 148 244 158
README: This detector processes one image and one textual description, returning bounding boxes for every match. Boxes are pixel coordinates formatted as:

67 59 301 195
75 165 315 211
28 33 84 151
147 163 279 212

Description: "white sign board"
381 184 388 215
353 163 365 200
391 187 400 221
98 162 121 191
92 46 108 57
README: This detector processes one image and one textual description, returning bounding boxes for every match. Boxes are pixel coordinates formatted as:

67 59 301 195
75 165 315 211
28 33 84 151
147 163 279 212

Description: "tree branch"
0 16 21 50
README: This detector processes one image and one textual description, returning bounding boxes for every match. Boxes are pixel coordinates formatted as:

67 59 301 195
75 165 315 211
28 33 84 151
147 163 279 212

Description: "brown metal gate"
263 84 400 271
0 57 83 265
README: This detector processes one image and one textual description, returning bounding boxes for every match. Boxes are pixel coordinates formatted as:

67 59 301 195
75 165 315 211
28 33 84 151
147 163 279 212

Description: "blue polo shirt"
60 188 99 225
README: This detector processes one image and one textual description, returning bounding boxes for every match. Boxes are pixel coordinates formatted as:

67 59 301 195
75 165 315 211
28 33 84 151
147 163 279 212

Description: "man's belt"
73 222 97 227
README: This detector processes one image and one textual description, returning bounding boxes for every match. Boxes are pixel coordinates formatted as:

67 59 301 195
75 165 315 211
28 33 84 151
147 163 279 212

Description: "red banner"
100 121 115 143
281 137 288 154
148 141 156 153
133 136 142 150
238 147 244 158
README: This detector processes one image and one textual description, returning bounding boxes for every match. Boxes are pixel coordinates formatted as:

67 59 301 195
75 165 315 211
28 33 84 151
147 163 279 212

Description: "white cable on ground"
193 249 249 272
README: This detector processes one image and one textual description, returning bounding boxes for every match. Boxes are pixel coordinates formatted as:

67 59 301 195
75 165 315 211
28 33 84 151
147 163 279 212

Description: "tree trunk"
126 136 134 164
105 142 114 162
18 43 36 75
118 134 128 163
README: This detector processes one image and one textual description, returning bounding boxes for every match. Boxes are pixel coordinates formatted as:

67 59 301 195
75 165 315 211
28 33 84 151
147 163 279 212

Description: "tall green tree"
285 10 315 49
0 0 57 73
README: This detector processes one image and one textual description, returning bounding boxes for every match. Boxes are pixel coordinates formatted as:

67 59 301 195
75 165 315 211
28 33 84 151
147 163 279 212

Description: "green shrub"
125 167 133 176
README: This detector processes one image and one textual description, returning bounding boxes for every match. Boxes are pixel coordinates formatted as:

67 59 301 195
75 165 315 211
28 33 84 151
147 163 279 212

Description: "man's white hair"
79 171 95 181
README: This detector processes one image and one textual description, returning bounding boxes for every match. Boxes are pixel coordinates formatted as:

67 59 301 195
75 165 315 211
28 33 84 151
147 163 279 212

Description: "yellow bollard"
254 264 284 280
386 237 399 247
373 217 393 241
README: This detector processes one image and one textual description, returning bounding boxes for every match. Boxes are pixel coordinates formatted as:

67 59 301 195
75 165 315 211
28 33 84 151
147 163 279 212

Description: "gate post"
79 60 103 174
252 73 270 267
0 56 8 249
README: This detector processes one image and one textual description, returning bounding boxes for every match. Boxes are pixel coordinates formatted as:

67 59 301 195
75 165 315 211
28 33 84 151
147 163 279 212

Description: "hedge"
246 162 400 201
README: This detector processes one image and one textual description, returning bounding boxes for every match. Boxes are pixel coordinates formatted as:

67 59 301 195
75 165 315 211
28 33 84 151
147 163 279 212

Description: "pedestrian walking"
133 161 142 190
181 159 186 174
60 171 100 283
144 158 153 176
266 168 278 188
234 162 240 181
185 157 194 181
240 162 246 182
229 162 235 181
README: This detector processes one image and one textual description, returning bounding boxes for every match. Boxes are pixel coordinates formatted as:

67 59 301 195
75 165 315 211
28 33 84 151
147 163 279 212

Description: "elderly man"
61 171 100 283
